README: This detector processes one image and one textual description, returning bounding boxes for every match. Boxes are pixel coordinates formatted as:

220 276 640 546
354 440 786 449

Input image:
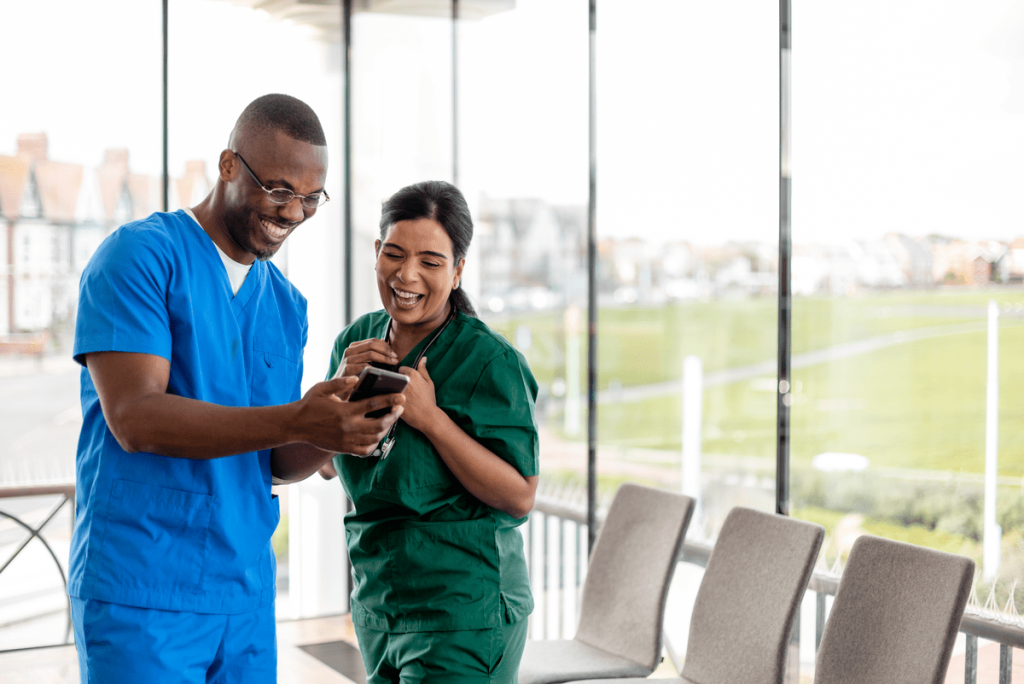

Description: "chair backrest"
574 483 695 671
681 507 824 684
814 535 975 684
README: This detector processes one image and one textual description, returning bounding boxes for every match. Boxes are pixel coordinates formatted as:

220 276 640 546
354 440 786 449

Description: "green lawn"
491 288 1024 390
488 288 1024 477
493 288 1024 601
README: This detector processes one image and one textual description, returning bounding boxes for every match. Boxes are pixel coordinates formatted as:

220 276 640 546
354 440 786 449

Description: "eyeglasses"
233 150 330 209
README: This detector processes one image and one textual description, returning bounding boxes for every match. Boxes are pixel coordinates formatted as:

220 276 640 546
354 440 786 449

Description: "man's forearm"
87 351 399 462
106 391 302 459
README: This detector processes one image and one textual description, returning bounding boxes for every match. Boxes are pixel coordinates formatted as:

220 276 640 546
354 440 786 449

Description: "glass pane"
168 0 346 620
791 0 1024 630
0 0 162 650
593 0 778 664
459 0 589 641
595 0 778 537
350 9 454 319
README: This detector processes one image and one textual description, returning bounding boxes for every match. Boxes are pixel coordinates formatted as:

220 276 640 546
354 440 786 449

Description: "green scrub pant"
354 619 528 684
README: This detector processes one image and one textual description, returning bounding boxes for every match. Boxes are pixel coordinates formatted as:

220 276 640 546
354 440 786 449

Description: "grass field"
493 288 1024 608
488 288 1024 476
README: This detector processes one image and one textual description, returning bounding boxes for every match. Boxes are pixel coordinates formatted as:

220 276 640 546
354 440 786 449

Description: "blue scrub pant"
355 618 529 684
71 597 276 684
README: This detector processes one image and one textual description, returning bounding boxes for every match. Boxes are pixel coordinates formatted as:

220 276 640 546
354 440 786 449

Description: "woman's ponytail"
449 287 477 318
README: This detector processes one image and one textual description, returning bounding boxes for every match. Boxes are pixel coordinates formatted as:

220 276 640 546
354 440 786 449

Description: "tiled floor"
0 614 364 684
0 614 689 683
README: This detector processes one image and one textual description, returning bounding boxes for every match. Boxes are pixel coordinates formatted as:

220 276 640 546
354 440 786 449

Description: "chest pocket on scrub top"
371 424 455 492
251 334 301 407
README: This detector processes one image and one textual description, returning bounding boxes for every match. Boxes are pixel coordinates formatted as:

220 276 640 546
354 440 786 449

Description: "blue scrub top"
70 210 307 614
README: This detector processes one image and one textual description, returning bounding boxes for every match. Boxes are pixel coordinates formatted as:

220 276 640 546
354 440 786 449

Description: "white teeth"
393 288 422 304
261 219 289 240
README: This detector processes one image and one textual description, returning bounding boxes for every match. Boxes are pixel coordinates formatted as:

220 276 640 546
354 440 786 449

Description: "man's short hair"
232 94 327 147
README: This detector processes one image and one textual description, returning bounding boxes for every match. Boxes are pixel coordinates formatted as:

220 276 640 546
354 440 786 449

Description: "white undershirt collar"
184 207 252 296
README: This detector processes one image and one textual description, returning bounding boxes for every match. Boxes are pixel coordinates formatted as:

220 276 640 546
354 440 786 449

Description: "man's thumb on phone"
326 375 358 398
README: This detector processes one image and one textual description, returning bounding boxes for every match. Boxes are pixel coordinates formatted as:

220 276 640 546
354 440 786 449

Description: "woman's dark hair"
378 180 477 317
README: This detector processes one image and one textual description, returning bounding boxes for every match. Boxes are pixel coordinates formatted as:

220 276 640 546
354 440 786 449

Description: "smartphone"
344 366 409 418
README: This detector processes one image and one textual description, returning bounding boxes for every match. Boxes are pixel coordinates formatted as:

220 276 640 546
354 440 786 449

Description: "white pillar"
682 355 703 521
288 476 349 619
564 306 582 436
983 300 1001 581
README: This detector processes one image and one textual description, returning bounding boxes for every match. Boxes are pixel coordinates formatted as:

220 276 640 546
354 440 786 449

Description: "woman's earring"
453 281 460 290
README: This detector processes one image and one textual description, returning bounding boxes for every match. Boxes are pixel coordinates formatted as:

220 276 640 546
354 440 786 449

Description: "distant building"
1008 237 1024 283
885 233 933 288
474 197 585 313
0 133 209 336
926 237 1007 286
850 239 906 289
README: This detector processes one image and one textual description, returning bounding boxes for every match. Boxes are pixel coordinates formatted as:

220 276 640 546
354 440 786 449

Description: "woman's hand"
401 356 537 518
337 339 399 380
395 358 537 518
397 358 440 431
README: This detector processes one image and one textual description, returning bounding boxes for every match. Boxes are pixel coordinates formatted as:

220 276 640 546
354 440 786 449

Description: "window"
790 0 1024 621
0 0 161 651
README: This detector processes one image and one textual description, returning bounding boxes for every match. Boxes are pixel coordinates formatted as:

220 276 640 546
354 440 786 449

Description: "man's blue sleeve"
74 226 173 366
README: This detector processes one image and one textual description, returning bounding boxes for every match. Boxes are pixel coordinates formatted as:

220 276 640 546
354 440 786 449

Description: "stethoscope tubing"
371 306 458 459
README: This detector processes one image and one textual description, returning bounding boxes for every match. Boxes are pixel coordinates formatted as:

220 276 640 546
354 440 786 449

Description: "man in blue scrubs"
70 94 403 683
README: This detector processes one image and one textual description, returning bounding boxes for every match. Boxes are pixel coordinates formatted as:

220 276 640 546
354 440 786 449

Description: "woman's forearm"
418 408 537 518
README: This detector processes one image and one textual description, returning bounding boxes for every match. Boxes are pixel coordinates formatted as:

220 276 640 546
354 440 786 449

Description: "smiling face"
375 218 465 336
220 129 328 263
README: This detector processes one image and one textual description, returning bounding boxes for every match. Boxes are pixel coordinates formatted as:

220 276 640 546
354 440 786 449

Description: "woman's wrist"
415 404 452 442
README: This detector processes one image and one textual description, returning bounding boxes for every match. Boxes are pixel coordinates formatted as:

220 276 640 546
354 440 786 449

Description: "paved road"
0 356 80 485
597 317 1022 404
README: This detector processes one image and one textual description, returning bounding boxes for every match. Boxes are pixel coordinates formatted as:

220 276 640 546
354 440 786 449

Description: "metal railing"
0 483 75 653
529 497 1024 683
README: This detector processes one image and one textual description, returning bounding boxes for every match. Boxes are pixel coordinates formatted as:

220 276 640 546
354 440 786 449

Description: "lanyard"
371 306 457 459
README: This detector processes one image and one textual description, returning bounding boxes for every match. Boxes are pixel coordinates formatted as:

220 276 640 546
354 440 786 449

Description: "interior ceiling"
222 0 515 39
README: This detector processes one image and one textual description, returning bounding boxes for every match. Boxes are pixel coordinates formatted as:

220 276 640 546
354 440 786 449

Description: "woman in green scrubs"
321 180 539 683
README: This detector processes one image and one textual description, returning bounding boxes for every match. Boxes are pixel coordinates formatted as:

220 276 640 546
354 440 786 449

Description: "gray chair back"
682 507 824 684
573 483 695 671
814 535 975 684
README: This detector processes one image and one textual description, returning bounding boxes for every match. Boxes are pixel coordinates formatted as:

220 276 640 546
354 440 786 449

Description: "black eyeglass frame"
232 150 330 209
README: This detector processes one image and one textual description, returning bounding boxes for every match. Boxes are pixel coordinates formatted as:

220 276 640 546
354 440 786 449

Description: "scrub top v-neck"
328 310 539 633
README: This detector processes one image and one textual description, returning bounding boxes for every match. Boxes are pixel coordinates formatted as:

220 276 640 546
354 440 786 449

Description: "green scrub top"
328 310 539 633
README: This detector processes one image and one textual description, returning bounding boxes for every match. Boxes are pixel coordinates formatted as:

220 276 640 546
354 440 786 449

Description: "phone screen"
348 366 409 418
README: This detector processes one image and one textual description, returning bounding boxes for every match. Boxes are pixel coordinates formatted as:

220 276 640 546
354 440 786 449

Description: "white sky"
2 0 1023 245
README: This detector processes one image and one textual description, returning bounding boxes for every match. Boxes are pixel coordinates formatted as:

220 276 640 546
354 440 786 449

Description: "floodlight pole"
983 300 1001 580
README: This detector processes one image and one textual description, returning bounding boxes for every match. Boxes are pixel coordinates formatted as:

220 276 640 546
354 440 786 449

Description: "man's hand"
270 377 405 483
293 376 405 456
